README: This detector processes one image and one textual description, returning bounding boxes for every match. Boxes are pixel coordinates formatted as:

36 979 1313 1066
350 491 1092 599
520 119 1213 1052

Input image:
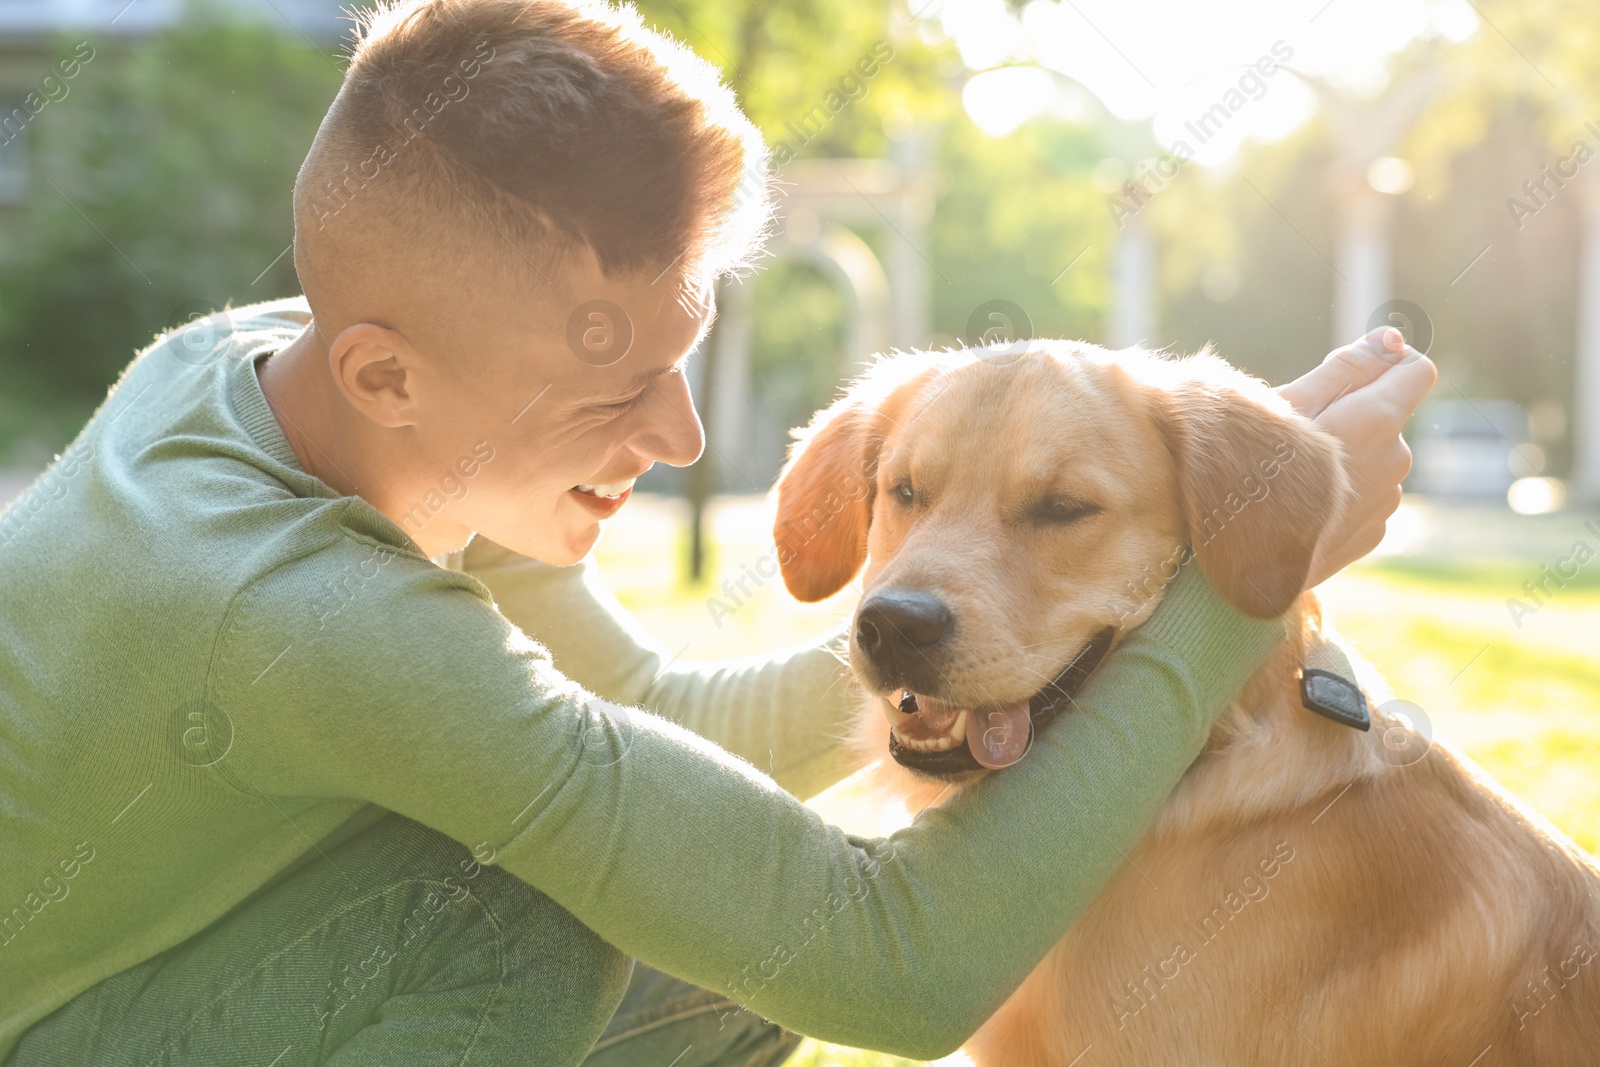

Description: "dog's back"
969 599 1600 1066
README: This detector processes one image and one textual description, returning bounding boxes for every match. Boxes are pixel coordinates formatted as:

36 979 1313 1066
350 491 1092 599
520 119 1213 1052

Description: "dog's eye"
1033 497 1101 526
893 482 915 506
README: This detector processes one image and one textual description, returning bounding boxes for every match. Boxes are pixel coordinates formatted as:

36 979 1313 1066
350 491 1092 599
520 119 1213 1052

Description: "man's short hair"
294 0 770 313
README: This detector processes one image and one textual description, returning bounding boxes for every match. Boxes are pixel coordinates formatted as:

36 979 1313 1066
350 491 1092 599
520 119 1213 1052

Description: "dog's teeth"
896 732 951 752
892 705 971 754
892 728 946 752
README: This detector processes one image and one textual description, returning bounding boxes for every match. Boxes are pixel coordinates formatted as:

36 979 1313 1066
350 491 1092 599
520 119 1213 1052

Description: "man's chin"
558 522 603 565
478 518 602 567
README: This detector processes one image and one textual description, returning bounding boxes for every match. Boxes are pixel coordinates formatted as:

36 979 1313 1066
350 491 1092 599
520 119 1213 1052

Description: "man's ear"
773 397 880 602
1159 358 1349 618
327 323 419 430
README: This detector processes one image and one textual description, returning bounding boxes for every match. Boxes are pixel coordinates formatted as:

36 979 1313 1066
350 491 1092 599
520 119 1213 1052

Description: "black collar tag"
1300 668 1370 731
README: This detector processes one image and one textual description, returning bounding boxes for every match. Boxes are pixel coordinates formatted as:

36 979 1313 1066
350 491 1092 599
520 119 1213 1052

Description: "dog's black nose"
857 591 952 685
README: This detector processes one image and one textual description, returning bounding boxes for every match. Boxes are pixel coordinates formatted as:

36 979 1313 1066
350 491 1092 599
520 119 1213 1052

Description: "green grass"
593 495 1600 1066
1315 559 1600 854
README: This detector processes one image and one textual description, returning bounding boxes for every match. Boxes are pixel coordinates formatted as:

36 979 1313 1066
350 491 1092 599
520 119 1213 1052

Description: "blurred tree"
0 5 341 398
1143 0 1600 465
747 259 850 432
929 118 1108 346
633 0 952 162
13 0 1594 481
1393 0 1600 475
1155 124 1338 386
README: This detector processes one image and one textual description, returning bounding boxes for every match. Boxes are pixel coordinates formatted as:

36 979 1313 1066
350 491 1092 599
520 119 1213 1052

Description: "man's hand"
1278 326 1438 591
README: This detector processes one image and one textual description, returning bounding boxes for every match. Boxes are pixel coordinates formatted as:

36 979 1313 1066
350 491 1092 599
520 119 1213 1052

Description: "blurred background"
2 2 1598 1063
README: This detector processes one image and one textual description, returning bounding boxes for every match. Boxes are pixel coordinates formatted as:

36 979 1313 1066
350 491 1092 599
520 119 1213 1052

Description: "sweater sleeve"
459 535 861 800
212 540 1282 1061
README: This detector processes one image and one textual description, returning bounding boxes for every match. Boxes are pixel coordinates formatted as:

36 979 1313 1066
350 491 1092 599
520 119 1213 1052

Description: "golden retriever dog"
771 341 1600 1066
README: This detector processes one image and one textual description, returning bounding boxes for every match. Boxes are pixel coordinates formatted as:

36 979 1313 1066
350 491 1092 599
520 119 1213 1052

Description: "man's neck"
256 326 358 498
255 325 476 559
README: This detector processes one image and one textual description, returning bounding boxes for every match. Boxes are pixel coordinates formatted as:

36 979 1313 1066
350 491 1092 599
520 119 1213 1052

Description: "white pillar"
1334 184 1391 348
1573 175 1600 503
709 276 755 491
1108 212 1155 348
888 132 934 349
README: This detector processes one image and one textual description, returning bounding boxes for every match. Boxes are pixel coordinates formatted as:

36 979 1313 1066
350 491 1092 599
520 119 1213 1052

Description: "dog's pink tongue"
968 701 1033 769
912 694 966 733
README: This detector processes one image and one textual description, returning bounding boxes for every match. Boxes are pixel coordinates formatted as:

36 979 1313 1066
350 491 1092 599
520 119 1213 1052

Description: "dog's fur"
772 342 1600 1066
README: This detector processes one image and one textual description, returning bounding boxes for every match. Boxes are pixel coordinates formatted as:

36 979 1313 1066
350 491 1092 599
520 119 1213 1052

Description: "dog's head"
773 342 1348 780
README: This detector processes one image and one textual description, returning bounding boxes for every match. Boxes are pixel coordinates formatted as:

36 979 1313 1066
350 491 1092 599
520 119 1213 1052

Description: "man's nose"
636 373 704 468
855 590 953 690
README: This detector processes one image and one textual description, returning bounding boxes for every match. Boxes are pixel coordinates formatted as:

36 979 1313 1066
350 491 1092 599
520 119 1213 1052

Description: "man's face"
403 253 710 564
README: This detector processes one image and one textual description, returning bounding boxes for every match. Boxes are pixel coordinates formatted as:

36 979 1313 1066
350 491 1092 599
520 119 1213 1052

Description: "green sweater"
0 298 1283 1061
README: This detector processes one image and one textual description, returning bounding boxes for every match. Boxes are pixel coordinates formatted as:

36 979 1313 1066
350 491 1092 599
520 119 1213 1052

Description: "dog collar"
1300 637 1370 731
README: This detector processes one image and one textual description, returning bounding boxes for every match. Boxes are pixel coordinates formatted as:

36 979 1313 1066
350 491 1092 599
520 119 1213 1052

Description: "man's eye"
893 482 914 506
1032 497 1101 525
595 393 643 415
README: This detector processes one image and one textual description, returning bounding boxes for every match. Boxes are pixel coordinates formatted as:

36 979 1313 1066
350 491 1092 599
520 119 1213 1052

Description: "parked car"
1408 398 1539 498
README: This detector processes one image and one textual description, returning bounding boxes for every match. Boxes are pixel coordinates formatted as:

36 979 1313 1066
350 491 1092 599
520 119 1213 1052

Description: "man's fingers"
1290 325 1439 591
1279 326 1409 417
1378 349 1437 421
1322 348 1438 432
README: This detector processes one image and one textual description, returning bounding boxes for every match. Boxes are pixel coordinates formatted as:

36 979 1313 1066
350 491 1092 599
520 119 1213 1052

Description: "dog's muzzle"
887 626 1117 777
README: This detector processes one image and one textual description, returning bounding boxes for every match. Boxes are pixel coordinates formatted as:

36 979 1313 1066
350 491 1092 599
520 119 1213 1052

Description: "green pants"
10 814 802 1067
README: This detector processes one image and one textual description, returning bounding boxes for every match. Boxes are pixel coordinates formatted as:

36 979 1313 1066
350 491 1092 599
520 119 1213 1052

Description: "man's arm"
212 541 1281 1061
461 536 862 800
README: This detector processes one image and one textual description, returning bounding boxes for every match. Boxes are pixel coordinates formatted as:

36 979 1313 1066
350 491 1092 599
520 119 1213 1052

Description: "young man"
0 1 1434 1064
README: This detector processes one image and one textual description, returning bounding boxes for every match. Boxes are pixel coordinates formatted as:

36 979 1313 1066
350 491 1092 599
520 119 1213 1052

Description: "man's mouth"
885 627 1116 777
568 478 637 517
572 478 637 499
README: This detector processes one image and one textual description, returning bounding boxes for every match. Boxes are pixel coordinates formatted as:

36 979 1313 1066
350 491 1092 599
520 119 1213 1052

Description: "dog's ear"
1158 356 1349 618
773 396 880 602
773 357 943 601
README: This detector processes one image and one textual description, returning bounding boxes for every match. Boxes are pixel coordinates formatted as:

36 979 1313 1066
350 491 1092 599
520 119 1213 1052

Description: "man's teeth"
574 478 636 499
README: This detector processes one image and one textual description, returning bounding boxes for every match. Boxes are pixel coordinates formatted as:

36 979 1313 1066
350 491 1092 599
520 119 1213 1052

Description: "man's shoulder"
133 295 310 371
219 522 505 668
208 524 562 728
219 295 311 336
